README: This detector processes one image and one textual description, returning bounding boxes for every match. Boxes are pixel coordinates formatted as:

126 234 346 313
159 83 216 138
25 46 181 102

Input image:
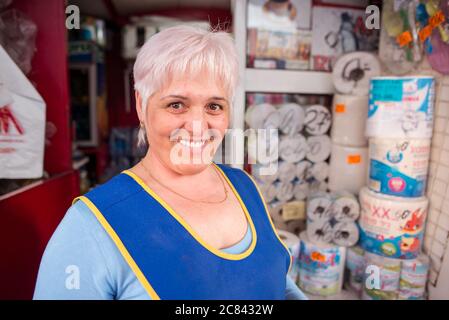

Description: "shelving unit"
229 0 335 169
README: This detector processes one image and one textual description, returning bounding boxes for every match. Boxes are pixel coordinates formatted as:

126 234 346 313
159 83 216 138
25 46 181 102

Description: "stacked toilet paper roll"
306 192 360 247
362 252 401 300
331 94 369 147
298 231 346 297
306 135 332 163
332 52 382 97
245 103 281 130
366 77 435 139
328 144 368 195
279 134 308 163
304 105 332 136
398 254 430 300
359 187 428 259
277 230 301 282
278 103 305 136
247 128 279 165
368 138 431 197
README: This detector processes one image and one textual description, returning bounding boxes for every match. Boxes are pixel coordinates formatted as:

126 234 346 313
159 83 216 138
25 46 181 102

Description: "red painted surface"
0 170 80 300
12 0 72 175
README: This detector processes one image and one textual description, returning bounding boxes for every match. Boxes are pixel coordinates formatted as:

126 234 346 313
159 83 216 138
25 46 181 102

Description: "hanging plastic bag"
0 45 46 179
0 9 37 75
379 0 423 75
426 0 449 74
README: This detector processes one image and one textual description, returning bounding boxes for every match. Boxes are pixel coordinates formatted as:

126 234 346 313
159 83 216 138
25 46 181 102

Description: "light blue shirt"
34 200 308 300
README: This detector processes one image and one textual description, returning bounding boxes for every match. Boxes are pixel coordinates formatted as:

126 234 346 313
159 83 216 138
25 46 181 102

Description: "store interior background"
1 0 449 300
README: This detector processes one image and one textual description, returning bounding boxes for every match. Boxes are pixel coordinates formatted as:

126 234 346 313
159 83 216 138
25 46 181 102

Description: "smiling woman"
33 25 307 300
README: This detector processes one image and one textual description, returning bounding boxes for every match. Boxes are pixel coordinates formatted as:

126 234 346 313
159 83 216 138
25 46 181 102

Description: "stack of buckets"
353 76 435 300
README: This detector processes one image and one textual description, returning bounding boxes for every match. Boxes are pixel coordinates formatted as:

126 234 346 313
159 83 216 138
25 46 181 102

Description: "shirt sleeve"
285 276 309 300
33 201 116 300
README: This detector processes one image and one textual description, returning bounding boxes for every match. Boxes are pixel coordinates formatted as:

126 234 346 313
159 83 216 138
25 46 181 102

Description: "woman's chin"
173 162 212 175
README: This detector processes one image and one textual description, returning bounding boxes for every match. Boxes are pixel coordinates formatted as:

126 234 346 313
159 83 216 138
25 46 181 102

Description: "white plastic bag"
0 44 46 178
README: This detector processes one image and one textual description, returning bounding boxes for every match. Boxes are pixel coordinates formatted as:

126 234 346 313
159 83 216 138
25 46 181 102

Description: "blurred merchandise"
0 9 37 75
311 6 379 71
0 45 45 179
68 16 107 48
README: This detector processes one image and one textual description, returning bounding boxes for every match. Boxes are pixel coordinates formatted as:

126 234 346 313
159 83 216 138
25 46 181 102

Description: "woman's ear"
135 90 144 123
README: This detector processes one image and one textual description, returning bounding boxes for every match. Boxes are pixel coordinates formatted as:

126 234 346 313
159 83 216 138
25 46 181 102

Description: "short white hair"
133 25 239 147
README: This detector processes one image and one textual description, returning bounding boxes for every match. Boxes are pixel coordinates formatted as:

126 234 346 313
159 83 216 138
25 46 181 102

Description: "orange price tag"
430 10 445 28
419 25 433 43
347 154 361 164
335 103 346 113
396 31 413 47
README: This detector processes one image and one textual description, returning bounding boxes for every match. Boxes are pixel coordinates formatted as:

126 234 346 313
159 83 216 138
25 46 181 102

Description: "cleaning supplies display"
368 138 431 197
331 94 369 147
332 52 381 96
298 231 346 296
366 76 435 139
398 254 430 300
328 144 368 194
359 187 428 259
362 252 401 300
306 192 360 247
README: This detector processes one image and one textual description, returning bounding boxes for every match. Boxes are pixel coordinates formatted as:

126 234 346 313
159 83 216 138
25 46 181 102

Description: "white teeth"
178 139 206 148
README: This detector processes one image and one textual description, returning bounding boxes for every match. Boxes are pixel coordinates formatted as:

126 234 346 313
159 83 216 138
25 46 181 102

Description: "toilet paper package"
328 144 368 195
398 254 430 300
366 76 435 139
359 187 428 259
331 94 369 147
368 138 431 197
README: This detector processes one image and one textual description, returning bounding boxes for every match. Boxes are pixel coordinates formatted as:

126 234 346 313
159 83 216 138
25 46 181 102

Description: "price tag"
396 31 413 47
419 25 433 43
430 10 445 28
282 201 306 221
347 154 361 164
335 103 346 113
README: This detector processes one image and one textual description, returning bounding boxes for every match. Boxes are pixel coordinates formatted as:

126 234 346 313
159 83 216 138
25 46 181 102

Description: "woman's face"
138 71 230 175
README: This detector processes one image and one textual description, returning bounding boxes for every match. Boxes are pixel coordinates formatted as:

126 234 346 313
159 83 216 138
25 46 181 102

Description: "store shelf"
245 68 334 94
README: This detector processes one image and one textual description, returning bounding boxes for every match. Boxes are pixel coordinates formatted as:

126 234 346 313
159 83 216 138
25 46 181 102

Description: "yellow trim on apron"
73 196 161 300
121 163 258 261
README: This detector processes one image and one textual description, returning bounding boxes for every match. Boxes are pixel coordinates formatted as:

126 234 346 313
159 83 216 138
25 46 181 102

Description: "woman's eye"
167 102 185 112
207 104 223 113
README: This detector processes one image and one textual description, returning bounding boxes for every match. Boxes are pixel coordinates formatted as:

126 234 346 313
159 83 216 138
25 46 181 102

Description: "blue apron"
75 163 291 300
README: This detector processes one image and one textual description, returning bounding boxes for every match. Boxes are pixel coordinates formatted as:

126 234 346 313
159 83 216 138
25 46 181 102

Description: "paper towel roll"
332 192 360 222
307 192 334 221
294 181 309 201
306 135 331 163
278 230 301 282
359 187 428 259
278 161 297 182
296 160 312 181
398 254 430 300
331 94 369 147
298 231 346 296
245 103 280 129
307 218 334 245
274 181 295 202
309 161 329 182
328 144 368 195
304 105 332 136
332 52 381 96
362 252 401 300
279 134 308 163
279 103 305 136
368 138 431 197
346 246 366 293
366 76 435 139
332 222 359 247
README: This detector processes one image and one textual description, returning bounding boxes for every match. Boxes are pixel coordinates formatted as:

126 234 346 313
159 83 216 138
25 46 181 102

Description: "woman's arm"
285 276 309 300
33 202 116 299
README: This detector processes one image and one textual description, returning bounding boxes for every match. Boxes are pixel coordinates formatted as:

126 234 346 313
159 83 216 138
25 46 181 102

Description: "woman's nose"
184 108 209 134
